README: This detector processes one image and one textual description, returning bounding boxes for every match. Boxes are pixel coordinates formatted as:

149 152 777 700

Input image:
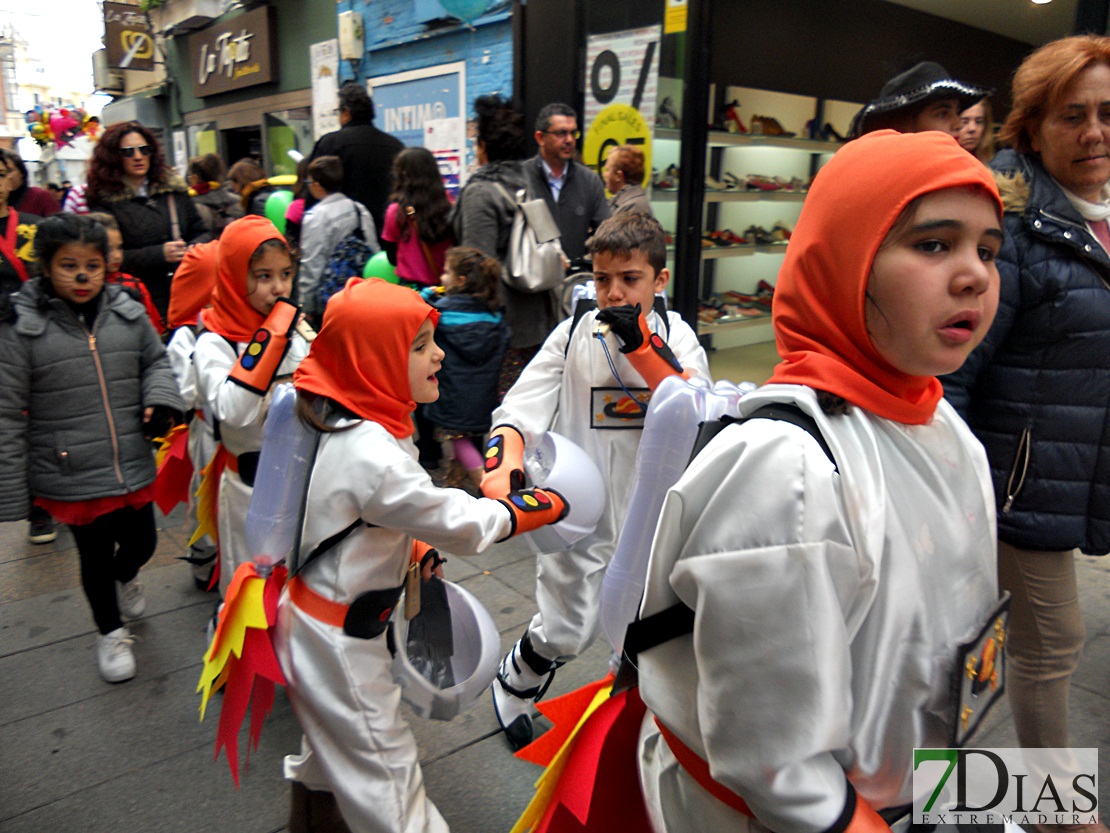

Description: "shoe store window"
642 0 1069 377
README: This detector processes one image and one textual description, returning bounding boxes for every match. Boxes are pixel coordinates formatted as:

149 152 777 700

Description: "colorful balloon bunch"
25 106 101 149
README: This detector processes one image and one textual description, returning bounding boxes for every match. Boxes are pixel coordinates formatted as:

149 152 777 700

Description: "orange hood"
295 279 439 439
767 130 1000 424
200 215 285 342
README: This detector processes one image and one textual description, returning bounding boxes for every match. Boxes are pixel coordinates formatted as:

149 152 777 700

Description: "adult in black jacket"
87 122 207 320
942 36 1110 783
310 81 404 233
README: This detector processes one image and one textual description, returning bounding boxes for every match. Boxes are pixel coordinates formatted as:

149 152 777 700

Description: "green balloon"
264 189 294 235
363 250 399 284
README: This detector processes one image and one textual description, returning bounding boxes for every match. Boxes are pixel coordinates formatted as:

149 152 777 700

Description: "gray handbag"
490 182 567 293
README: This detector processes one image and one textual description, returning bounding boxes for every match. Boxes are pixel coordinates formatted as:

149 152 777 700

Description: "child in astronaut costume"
193 216 310 596
271 278 567 833
164 239 219 588
487 212 710 749
636 130 1005 833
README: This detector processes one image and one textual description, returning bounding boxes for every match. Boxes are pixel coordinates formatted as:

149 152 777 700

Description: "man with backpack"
297 155 379 323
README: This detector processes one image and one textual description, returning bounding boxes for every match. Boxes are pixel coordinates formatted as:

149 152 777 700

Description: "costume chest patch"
590 386 650 429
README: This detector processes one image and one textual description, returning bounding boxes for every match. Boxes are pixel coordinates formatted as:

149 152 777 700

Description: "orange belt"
654 717 753 817
288 575 348 628
287 542 431 630
225 453 239 473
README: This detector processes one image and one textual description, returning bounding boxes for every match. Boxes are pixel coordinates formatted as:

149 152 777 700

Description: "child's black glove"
143 405 184 440
596 303 646 353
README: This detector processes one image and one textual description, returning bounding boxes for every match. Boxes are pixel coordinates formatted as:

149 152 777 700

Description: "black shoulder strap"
613 401 836 693
565 296 671 358
687 402 837 472
294 517 366 576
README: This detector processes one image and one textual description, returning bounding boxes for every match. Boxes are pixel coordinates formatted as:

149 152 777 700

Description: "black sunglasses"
120 145 153 159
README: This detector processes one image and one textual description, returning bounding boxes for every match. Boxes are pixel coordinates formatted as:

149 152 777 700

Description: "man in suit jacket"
523 102 610 264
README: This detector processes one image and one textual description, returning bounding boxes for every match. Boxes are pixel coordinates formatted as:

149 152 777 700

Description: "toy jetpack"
598 375 754 658
196 382 315 785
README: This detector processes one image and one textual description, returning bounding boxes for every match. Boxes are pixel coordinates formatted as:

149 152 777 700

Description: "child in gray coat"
0 214 184 683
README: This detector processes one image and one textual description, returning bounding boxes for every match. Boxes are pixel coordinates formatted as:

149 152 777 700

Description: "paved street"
1 503 1108 832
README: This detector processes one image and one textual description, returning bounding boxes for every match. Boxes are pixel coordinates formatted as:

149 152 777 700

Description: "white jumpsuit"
193 331 309 595
636 384 1000 833
491 308 709 662
167 326 217 562
272 417 514 833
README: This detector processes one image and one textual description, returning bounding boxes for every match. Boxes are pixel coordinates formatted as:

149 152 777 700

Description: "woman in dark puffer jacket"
943 38 1110 808
87 122 208 321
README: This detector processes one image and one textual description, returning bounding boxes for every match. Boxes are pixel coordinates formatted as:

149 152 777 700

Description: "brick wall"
338 0 514 105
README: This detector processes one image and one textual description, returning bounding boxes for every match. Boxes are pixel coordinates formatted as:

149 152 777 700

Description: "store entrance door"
223 126 262 167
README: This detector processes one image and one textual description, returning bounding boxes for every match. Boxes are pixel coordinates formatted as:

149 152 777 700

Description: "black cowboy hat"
849 62 990 138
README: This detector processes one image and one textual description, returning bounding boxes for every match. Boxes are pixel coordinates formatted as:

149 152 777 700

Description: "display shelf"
654 127 842 153
668 243 788 259
697 313 772 335
653 189 806 203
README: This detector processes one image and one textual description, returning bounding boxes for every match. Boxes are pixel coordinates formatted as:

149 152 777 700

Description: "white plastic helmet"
391 579 500 721
522 431 607 554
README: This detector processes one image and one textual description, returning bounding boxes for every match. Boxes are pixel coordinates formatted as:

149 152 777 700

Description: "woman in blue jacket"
943 36 1110 797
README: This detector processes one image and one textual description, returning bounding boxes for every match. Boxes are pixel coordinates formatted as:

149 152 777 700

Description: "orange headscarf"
167 239 218 329
294 278 439 439
199 215 286 342
767 130 1001 425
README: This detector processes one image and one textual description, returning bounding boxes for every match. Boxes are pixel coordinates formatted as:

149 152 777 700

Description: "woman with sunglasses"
87 122 208 321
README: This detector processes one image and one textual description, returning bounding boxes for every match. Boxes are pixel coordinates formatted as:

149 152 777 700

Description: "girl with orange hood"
271 277 567 832
631 131 1008 833
193 216 309 599
166 238 220 589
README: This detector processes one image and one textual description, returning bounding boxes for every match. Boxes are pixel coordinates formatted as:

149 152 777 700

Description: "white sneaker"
97 627 136 683
116 577 146 619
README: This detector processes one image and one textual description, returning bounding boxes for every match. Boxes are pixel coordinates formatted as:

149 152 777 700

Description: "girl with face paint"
0 213 185 683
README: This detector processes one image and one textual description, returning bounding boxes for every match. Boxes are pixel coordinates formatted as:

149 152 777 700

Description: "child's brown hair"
444 246 501 311
586 211 666 275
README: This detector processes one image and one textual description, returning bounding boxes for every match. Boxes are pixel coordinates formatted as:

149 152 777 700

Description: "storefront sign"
369 61 466 150
104 2 154 71
664 0 688 35
190 6 277 98
310 39 341 141
583 26 661 181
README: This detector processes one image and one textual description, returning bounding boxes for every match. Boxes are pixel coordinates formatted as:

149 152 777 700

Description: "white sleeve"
644 419 861 832
193 332 266 428
489 319 572 446
165 327 199 406
297 208 328 312
364 452 513 552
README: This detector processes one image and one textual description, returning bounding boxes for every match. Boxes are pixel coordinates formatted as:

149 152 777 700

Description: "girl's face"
866 187 1002 378
958 101 987 153
49 242 106 305
408 318 444 404
106 228 124 273
246 246 293 316
440 265 460 288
